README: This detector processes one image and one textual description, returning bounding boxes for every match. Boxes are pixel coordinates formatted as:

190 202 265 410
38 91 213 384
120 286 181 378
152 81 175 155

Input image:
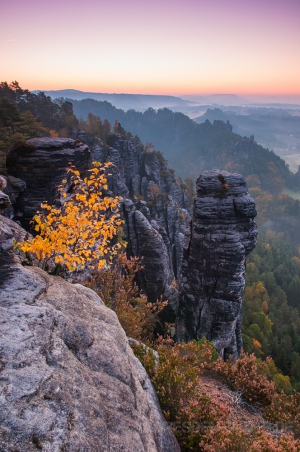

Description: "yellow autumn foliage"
19 161 123 272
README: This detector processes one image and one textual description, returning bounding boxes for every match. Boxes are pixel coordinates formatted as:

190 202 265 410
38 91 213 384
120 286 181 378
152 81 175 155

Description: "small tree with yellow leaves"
19 161 123 273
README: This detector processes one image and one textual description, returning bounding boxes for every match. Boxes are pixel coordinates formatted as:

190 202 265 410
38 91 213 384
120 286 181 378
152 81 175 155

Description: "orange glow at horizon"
12 68 300 97
18 78 300 98
1 0 300 98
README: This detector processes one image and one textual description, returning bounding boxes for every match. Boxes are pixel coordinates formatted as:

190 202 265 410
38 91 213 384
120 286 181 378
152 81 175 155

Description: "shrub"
18 161 122 273
206 352 276 406
136 338 220 451
263 391 300 437
134 338 300 451
201 424 300 452
89 252 167 341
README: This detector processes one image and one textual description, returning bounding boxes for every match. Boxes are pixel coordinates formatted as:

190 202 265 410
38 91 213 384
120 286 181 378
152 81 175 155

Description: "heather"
134 338 300 451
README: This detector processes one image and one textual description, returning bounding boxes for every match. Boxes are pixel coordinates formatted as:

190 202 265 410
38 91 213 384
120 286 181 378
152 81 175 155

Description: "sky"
1 0 300 97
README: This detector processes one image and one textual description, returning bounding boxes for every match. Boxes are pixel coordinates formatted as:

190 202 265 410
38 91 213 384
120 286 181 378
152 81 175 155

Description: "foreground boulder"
176 170 257 360
0 216 179 452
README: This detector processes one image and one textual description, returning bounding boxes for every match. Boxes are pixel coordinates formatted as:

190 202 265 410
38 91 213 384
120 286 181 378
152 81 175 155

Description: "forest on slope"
1 82 300 392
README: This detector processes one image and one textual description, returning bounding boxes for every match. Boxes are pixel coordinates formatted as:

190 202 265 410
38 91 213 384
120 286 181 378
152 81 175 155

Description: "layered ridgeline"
194 106 300 172
68 98 300 191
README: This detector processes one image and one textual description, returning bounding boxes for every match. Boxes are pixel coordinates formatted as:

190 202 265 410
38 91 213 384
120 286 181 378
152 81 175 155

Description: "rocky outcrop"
176 170 257 360
0 216 180 452
6 138 91 228
92 136 190 208
0 190 10 212
123 200 176 309
6 135 189 307
0 176 10 213
0 216 27 262
0 175 26 218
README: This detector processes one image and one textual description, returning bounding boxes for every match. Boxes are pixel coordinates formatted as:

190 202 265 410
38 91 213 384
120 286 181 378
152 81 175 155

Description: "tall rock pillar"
176 170 257 360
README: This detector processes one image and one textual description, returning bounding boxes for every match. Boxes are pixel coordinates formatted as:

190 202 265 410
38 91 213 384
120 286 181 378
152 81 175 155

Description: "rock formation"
0 175 26 219
92 135 190 307
6 137 91 228
0 176 11 213
176 170 257 360
123 200 176 307
0 191 10 212
0 215 180 452
6 135 190 310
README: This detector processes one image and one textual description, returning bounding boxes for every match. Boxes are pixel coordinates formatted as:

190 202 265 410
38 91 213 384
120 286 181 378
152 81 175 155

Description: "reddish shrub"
206 352 276 406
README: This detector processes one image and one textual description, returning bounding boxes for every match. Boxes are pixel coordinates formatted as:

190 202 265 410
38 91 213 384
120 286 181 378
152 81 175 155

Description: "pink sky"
1 0 300 96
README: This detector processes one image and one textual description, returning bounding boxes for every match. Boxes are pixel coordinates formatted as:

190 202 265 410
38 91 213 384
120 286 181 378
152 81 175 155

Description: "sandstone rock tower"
176 170 257 359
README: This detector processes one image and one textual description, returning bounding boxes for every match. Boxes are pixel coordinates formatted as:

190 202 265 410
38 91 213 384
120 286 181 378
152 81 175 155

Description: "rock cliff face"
92 136 191 286
93 135 190 307
6 138 91 228
0 216 180 452
176 170 257 359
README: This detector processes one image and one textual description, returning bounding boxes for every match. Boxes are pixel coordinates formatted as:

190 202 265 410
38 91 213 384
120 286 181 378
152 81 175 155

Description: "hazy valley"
41 89 300 183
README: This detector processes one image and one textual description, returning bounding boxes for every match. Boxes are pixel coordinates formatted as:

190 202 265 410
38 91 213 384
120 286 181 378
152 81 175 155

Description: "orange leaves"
18 161 123 273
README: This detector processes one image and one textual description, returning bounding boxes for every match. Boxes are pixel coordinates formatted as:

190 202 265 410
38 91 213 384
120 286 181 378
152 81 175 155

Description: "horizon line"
31 88 300 99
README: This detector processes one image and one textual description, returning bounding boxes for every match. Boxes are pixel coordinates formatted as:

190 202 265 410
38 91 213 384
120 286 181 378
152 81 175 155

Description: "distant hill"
182 93 300 107
181 93 251 106
34 89 300 121
32 89 193 112
194 107 300 173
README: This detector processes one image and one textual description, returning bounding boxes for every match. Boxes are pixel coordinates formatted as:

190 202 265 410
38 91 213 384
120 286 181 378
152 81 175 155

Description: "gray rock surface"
0 175 10 212
0 216 180 452
0 190 10 212
176 170 257 359
0 176 7 190
1 175 26 218
0 216 27 258
124 203 176 306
